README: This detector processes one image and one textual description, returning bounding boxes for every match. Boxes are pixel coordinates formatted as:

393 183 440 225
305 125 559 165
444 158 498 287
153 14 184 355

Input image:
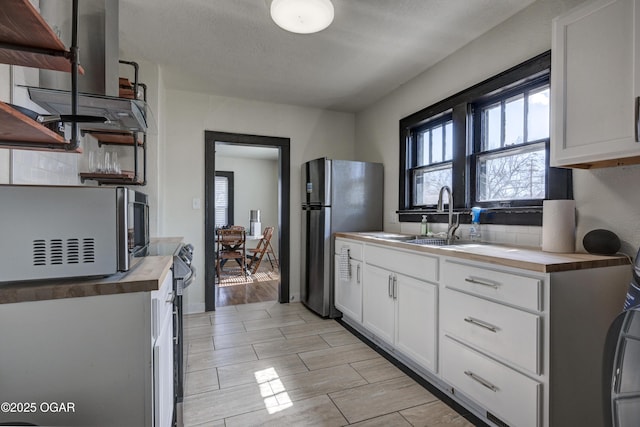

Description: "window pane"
483 103 501 150
527 87 550 142
215 176 229 227
431 125 443 163
444 122 453 160
504 94 524 146
477 144 546 202
414 165 452 206
416 131 428 166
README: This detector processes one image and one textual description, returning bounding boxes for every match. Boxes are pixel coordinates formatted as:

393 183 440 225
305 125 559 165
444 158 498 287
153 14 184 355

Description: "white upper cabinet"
551 0 640 168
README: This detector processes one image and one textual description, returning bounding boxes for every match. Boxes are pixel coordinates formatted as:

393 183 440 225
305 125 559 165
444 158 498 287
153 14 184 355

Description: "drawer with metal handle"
443 259 542 311
441 287 541 374
441 336 541 427
366 244 438 283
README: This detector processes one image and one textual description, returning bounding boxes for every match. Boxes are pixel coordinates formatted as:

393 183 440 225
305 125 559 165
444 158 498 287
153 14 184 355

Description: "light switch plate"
192 197 201 209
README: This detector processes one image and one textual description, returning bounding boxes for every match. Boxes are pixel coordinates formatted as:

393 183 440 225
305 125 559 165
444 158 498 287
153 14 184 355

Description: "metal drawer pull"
465 277 499 289
464 316 499 333
636 96 640 142
392 276 397 299
388 275 393 297
357 264 361 284
464 370 499 392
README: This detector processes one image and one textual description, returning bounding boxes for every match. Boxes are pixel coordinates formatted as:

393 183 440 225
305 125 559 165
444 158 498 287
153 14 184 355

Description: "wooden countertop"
0 255 173 305
335 232 631 273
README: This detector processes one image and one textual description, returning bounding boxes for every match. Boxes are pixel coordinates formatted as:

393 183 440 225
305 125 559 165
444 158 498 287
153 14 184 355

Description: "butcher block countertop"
335 232 631 273
0 255 173 305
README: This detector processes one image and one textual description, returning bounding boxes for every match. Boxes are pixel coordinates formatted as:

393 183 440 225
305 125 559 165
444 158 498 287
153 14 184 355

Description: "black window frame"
398 51 572 226
470 76 550 208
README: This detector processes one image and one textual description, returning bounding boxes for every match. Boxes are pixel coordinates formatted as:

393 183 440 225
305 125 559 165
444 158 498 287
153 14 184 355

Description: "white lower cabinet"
362 244 438 373
333 236 630 427
0 270 174 427
334 238 364 323
153 272 175 427
395 272 438 373
334 255 363 323
441 336 541 427
362 263 397 346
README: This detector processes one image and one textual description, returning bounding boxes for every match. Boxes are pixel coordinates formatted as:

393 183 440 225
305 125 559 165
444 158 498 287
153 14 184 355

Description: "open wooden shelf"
0 0 84 153
0 101 80 152
86 131 143 146
79 170 143 185
0 0 83 73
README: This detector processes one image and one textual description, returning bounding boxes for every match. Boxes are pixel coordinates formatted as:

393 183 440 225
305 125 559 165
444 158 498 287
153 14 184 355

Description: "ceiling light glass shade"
270 0 334 34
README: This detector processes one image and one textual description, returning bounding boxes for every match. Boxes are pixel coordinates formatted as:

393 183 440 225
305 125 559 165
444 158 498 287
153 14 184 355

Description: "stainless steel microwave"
0 185 149 283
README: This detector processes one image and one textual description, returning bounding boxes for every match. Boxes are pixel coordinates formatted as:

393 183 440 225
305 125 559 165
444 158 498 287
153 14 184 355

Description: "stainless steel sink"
405 237 448 245
362 232 478 247
404 237 478 246
361 232 419 241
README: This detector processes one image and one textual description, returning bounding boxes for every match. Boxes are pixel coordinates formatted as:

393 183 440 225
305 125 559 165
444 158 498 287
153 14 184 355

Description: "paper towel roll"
542 200 576 253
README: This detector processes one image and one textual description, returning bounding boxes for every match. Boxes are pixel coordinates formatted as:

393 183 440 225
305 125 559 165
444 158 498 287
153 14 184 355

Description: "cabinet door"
395 273 438 373
363 263 395 346
334 255 363 323
152 272 174 427
154 307 174 427
552 0 640 167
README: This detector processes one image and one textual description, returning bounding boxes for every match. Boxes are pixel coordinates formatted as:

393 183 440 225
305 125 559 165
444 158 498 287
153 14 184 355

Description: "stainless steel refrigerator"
301 158 383 317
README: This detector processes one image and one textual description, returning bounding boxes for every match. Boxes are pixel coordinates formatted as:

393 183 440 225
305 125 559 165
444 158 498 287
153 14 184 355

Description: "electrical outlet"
192 198 201 210
390 210 398 224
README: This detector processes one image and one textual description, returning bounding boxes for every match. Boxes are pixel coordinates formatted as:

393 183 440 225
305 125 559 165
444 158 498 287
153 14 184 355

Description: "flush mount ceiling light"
270 0 334 34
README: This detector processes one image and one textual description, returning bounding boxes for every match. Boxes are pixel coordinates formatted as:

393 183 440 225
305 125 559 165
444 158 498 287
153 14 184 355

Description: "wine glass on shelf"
104 151 112 174
112 152 120 175
88 150 97 173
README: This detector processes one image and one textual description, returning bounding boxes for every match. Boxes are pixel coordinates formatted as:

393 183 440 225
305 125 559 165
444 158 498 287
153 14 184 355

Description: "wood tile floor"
183 301 477 426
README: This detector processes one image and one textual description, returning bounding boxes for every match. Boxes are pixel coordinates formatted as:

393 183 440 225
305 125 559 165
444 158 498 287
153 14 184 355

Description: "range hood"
27 0 148 133
26 86 147 132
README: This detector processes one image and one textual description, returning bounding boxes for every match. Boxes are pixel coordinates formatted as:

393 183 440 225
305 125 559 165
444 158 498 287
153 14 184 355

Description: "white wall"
160 90 355 312
215 154 279 254
355 0 640 256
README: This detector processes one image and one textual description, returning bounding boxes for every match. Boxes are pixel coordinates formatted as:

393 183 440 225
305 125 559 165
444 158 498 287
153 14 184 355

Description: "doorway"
204 131 290 311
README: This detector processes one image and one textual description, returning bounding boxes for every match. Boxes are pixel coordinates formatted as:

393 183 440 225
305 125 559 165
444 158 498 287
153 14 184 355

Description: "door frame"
204 131 291 311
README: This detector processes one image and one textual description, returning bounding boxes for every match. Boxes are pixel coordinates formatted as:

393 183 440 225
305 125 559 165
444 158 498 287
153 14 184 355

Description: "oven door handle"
183 267 196 288
166 291 175 304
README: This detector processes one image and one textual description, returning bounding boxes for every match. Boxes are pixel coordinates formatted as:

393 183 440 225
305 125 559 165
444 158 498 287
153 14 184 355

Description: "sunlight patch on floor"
255 367 293 414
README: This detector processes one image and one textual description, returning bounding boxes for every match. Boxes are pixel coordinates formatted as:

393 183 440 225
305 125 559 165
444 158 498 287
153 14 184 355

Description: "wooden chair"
246 226 277 274
216 227 247 279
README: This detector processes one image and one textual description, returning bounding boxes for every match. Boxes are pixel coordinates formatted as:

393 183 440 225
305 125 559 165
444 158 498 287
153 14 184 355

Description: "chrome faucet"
437 186 460 244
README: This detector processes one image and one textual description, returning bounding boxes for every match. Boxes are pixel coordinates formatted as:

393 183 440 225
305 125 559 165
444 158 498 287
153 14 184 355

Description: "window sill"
398 207 542 226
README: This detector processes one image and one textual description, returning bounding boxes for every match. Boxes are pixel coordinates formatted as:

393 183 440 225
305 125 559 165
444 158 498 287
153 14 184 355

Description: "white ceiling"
119 0 536 113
